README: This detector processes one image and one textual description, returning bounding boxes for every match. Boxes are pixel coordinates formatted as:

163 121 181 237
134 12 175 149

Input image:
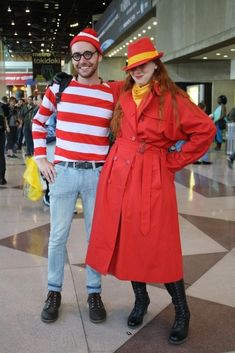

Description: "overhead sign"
95 0 152 52
32 53 61 85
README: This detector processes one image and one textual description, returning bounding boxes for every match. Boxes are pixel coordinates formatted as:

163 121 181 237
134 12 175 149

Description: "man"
21 96 35 156
0 103 9 185
32 28 121 323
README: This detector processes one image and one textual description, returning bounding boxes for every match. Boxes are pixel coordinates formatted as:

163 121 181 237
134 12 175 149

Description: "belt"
57 161 104 169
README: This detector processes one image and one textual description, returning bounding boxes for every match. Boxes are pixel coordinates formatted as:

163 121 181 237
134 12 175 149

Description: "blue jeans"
48 163 102 294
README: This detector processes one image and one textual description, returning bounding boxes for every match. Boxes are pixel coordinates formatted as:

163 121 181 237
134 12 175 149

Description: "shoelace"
45 292 58 309
89 294 103 309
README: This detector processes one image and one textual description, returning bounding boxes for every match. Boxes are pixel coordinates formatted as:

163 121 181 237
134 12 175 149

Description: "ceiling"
106 17 235 63
0 0 112 58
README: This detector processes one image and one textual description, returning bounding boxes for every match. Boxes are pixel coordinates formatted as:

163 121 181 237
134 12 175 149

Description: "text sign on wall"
95 0 152 52
32 53 61 85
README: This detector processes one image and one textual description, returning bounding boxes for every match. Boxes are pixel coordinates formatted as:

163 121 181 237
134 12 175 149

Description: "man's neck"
76 74 101 85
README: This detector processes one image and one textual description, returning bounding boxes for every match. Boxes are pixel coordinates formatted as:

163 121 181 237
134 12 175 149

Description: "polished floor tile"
0 148 234 353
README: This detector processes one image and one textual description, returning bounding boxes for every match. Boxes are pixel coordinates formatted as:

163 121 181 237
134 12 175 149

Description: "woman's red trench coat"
86 84 216 283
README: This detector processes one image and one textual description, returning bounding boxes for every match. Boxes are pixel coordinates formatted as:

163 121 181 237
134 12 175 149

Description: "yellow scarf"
132 83 151 107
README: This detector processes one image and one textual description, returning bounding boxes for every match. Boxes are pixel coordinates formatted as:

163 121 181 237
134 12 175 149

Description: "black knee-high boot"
127 281 150 328
165 279 190 344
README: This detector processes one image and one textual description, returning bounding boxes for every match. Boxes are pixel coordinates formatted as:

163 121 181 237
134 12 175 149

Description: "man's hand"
36 158 56 183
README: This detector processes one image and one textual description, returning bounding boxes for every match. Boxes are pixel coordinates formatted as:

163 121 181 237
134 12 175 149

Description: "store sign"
4 73 33 86
32 53 61 84
95 0 152 52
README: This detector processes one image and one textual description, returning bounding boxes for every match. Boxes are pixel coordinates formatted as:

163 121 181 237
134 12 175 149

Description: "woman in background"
212 95 227 151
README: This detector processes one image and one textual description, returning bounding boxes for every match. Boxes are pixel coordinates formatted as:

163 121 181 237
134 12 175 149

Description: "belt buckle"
139 141 146 154
74 162 81 168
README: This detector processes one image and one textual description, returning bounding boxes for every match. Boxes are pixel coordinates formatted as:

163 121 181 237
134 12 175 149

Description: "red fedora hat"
123 37 163 71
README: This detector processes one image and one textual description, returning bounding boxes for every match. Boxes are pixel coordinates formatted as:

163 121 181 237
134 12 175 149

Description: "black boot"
165 279 190 344
127 281 150 328
87 293 107 323
41 291 61 323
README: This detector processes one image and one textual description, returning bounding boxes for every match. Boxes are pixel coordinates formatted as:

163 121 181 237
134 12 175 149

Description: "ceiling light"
148 26 151 29
153 21 158 25
11 20 15 26
7 6 11 12
203 56 207 59
28 32 32 36
16 40 19 44
41 43 45 47
44 3 49 8
216 53 221 56
14 31 18 36
150 37 154 40
138 33 141 37
230 48 235 51
29 41 32 44
142 29 146 33
223 55 228 58
27 21 31 26
25 6 30 13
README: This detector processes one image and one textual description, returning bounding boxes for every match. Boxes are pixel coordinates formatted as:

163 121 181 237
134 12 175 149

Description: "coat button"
113 156 117 161
131 136 136 141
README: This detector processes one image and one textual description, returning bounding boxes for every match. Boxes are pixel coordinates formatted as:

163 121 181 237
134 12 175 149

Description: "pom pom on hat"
70 28 102 54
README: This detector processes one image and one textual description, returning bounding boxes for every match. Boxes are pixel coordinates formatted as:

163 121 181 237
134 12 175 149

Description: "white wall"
99 57 126 81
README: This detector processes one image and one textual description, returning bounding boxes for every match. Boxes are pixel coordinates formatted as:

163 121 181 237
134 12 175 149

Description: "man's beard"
77 61 98 79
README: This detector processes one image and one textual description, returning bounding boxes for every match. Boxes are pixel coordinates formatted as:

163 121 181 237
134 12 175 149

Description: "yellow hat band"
128 50 159 67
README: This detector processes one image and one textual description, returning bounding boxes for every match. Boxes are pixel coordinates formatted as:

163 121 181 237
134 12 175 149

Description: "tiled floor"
0 147 235 353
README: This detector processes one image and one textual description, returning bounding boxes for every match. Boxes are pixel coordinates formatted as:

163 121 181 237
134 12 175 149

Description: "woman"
212 95 227 151
86 37 216 344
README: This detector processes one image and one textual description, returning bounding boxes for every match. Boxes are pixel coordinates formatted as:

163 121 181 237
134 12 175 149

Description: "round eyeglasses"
71 50 97 61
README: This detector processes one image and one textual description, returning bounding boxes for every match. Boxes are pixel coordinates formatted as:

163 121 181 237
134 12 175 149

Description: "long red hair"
111 59 187 137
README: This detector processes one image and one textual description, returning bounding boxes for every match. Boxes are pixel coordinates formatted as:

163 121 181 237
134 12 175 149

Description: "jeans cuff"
87 285 101 294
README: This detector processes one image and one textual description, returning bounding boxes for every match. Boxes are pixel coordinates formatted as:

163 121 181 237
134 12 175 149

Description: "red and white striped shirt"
32 79 122 162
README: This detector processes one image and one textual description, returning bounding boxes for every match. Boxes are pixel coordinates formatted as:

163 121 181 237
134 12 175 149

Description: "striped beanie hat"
70 28 102 54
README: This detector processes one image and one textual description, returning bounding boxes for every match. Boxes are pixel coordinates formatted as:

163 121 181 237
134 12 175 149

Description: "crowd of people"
0 27 234 346
0 95 44 184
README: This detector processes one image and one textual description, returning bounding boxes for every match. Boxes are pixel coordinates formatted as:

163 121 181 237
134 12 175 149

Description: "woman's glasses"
71 50 97 61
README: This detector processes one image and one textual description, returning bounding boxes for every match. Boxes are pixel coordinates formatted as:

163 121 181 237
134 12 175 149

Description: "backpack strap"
53 72 73 104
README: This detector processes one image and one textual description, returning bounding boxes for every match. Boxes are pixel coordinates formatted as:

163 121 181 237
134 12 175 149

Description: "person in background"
43 111 57 207
226 107 235 169
21 96 35 157
193 102 212 165
15 98 25 151
212 95 227 151
32 28 122 324
86 37 216 345
0 104 9 185
6 97 19 158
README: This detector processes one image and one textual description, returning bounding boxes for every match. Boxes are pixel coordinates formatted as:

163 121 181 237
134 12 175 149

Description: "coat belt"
115 137 166 236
